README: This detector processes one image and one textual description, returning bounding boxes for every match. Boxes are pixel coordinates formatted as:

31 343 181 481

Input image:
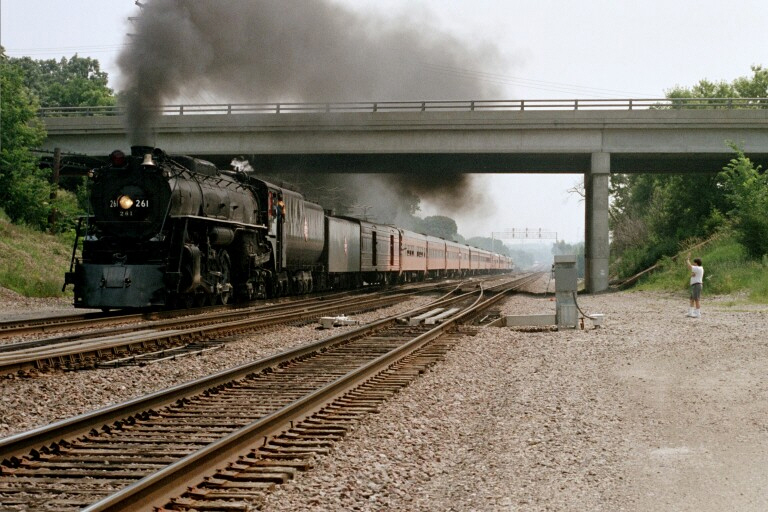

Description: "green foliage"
49 189 86 235
611 65 767 280
666 80 738 106
609 171 725 279
1 54 46 149
10 54 116 108
0 217 74 298
2 164 54 229
0 50 52 229
718 150 768 258
665 65 768 107
613 242 671 281
634 234 768 302
419 215 458 240
465 236 511 256
0 48 114 233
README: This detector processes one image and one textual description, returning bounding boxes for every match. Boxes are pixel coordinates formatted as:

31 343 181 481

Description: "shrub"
719 150 768 258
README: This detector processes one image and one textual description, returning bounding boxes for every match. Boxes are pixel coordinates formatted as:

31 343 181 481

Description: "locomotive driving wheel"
194 291 210 308
178 292 196 309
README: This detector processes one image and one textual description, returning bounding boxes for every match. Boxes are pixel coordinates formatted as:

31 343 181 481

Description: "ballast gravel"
2 283 768 511
0 290 435 437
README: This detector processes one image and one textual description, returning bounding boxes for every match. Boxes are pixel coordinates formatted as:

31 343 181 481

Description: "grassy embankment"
0 215 75 298
629 233 768 303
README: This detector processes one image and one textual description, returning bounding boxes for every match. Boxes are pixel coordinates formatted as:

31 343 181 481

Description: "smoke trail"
118 0 508 211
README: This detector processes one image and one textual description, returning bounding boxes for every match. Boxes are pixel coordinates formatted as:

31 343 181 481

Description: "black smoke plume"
118 0 508 215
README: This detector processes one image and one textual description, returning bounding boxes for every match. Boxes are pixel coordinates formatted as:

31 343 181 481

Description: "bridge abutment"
585 152 610 293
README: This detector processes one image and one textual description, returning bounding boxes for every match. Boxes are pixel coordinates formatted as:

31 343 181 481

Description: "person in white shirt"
686 253 704 318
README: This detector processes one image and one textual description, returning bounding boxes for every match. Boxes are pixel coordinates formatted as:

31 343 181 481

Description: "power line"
422 63 657 98
4 44 131 56
5 46 656 98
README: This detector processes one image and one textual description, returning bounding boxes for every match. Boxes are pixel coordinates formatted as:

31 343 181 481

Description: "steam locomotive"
64 146 513 310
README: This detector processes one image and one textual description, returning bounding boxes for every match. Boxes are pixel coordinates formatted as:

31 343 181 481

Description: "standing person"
686 254 704 318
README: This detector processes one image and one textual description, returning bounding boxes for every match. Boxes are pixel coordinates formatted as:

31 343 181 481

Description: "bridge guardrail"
37 98 768 117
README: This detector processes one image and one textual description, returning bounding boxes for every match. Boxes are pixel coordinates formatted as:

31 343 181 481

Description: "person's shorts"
690 283 702 300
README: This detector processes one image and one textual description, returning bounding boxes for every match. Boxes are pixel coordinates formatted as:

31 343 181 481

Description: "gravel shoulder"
263 288 768 511
2 285 768 511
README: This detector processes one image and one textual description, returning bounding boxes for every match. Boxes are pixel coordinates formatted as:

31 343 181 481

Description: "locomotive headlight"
118 195 135 210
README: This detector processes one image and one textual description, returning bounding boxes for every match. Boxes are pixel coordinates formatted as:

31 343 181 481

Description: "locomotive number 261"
109 198 149 208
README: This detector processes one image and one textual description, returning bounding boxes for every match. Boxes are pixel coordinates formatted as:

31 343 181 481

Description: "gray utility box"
554 255 578 328
554 254 578 292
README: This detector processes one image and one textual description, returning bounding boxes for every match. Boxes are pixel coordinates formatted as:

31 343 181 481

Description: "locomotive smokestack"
131 146 154 158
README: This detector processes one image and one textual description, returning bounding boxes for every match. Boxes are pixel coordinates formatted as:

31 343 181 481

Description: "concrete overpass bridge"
39 98 768 293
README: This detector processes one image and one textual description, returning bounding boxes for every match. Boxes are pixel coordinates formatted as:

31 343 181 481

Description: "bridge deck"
41 103 768 173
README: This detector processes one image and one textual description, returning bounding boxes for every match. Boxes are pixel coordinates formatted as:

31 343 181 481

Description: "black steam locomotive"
64 146 513 310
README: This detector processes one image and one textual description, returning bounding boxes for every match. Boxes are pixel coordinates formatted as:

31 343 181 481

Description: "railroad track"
0 276 520 375
0 279 468 341
0 289 368 341
0 310 140 340
0 277 525 511
0 288 430 375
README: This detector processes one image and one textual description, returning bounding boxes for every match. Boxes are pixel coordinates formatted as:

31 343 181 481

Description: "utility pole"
48 148 61 232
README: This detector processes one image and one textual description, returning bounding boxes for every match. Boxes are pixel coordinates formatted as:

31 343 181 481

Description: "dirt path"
616 305 768 510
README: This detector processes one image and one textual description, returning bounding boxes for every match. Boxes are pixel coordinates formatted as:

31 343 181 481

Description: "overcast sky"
3 0 767 243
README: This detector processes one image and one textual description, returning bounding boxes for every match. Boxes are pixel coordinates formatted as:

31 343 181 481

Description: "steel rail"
0 310 138 339
0 278 492 372
0 280 461 341
0 287 383 340
0 285 489 463
0 288 410 354
82 284 512 511
36 97 768 117
0 293 408 374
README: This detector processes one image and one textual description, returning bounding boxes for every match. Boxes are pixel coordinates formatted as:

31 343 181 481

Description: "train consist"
64 146 513 309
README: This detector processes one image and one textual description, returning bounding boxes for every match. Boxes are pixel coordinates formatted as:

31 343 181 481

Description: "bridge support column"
585 152 610 293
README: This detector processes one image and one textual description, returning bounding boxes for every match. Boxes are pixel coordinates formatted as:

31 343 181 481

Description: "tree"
666 65 768 108
466 236 510 256
610 65 767 278
420 215 458 240
0 47 52 229
3 53 117 231
11 54 116 108
719 150 768 258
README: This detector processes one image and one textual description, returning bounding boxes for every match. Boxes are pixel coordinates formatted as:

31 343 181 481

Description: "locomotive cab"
245 179 325 296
